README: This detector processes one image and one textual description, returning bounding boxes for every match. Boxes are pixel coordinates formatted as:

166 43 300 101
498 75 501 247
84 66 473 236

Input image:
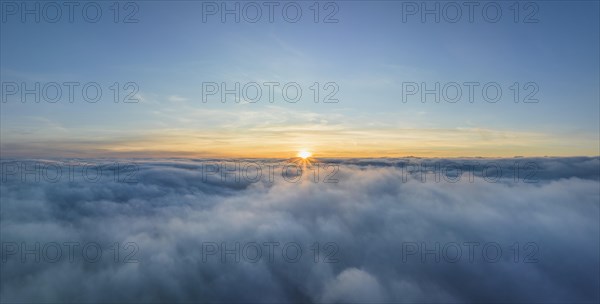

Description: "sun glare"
298 150 312 159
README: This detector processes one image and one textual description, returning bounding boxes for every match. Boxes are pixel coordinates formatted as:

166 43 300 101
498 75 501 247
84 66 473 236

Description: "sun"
298 150 312 159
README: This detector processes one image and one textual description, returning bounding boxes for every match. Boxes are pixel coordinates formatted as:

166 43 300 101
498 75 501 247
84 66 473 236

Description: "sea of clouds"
1 157 599 303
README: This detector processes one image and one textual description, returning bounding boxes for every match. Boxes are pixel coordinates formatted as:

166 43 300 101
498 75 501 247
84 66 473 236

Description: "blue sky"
1 1 598 157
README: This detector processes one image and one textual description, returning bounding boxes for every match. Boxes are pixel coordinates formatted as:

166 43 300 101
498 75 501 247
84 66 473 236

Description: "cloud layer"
1 157 599 303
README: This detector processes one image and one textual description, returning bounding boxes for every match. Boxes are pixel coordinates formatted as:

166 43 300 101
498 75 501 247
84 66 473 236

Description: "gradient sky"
1 1 599 158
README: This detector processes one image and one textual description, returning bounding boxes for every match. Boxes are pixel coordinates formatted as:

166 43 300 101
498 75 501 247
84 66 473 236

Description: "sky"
1 0 599 158
1 3 599 302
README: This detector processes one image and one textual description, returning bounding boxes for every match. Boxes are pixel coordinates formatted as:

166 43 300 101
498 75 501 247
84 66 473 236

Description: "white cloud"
1 157 598 302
